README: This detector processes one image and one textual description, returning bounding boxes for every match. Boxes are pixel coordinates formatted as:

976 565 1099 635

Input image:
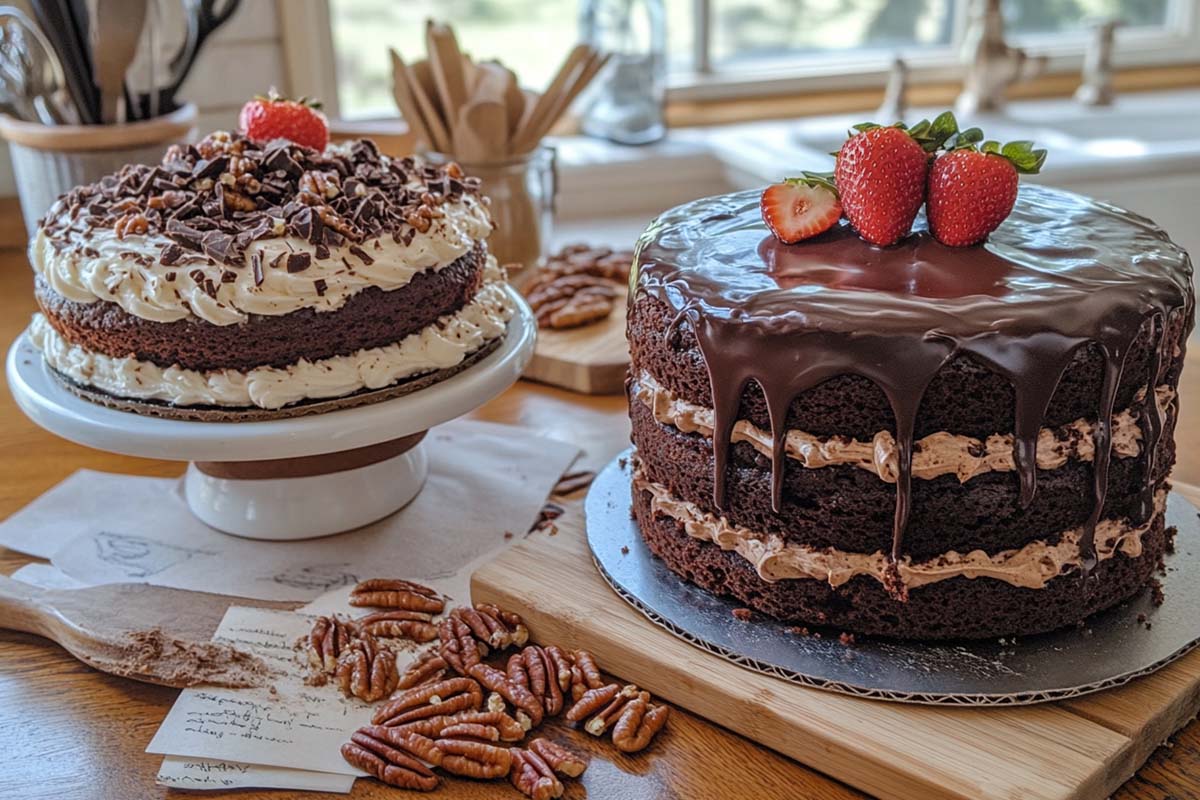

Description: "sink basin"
1006 110 1200 144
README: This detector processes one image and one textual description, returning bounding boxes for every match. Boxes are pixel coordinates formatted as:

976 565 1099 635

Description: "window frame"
282 0 1200 118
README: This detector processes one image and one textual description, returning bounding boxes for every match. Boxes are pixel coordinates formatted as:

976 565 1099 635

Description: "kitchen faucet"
1075 18 1120 107
955 0 1047 116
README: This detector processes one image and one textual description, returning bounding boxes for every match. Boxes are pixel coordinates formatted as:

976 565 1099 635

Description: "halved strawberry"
760 174 842 244
834 112 958 246
927 136 1046 247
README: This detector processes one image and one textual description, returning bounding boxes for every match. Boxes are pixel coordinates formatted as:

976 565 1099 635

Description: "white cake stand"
6 287 536 540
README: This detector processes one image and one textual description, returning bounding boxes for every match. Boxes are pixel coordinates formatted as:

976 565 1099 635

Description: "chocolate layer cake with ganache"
627 184 1194 639
25 130 512 417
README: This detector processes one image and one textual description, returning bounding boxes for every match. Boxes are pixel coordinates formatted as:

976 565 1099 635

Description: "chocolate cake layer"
630 292 1187 442
634 483 1168 639
36 245 485 372
632 398 1174 559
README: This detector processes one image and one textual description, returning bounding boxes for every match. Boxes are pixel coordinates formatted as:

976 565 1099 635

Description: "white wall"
0 1 286 198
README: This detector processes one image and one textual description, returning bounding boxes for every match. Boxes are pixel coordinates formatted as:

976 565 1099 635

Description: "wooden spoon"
404 57 452 154
426 20 470 142
532 51 613 143
389 47 433 151
0 574 302 688
512 44 593 154
460 100 508 162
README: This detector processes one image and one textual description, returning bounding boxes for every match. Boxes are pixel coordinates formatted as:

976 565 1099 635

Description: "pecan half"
526 271 619 331
341 727 439 791
114 212 150 239
569 649 605 702
307 614 357 674
373 677 483 727
438 616 484 675
547 294 613 329
394 710 525 743
565 683 621 723
397 649 449 690
334 635 398 702
451 603 529 651
299 169 341 201
528 738 588 778
514 646 564 717
469 663 544 729
436 738 512 780
356 610 438 643
584 685 647 737
350 578 444 614
544 646 574 694
611 698 670 753
509 747 564 800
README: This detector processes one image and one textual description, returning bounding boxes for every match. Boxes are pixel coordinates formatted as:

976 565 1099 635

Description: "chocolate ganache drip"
635 185 1193 586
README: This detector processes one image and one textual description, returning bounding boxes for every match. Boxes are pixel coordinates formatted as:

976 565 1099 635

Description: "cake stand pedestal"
6 287 536 540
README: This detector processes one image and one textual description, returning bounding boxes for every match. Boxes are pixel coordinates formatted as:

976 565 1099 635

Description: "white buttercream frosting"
634 466 1164 591
632 370 1173 484
32 170 493 326
29 259 514 410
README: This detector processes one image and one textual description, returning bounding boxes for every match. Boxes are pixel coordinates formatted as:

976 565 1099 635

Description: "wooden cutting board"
473 483 1200 800
522 286 629 395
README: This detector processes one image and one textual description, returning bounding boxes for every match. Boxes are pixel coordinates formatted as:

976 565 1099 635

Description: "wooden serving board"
522 286 629 395
473 483 1200 800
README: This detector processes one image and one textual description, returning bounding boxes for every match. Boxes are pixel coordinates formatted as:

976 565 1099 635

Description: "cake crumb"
1151 578 1165 607
838 632 855 646
504 531 514 539
731 608 753 622
784 626 810 636
620 545 630 555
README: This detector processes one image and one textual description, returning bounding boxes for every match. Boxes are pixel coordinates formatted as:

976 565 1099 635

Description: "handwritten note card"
156 757 354 793
146 606 384 776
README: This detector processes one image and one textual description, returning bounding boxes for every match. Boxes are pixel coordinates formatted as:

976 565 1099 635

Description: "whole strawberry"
834 113 957 246
927 139 1046 247
239 91 329 151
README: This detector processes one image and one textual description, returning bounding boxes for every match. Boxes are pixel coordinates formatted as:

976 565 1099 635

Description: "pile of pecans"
311 577 670 795
303 579 444 702
523 244 635 330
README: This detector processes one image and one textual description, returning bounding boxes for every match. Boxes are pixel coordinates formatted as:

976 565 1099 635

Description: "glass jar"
579 0 667 145
428 147 557 285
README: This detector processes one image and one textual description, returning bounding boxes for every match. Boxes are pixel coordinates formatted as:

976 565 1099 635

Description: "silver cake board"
585 449 1200 706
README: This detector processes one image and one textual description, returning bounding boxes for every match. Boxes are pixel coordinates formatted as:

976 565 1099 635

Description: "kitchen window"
308 0 1199 119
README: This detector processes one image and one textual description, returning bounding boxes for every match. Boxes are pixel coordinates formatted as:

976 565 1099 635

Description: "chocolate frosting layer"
632 184 1193 587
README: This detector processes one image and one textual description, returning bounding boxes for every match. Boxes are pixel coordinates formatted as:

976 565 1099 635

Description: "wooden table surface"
1 243 1198 800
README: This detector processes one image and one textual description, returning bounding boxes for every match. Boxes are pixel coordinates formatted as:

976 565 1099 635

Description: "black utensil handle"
29 0 98 124
161 0 240 110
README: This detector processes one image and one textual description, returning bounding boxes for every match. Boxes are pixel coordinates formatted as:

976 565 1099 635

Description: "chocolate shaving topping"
314 243 330 260
314 278 327 296
251 252 263 286
38 131 482 274
286 252 312 273
348 244 374 265
160 243 185 266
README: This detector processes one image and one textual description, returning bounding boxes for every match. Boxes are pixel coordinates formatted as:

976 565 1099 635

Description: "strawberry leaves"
784 171 838 197
942 125 1047 174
